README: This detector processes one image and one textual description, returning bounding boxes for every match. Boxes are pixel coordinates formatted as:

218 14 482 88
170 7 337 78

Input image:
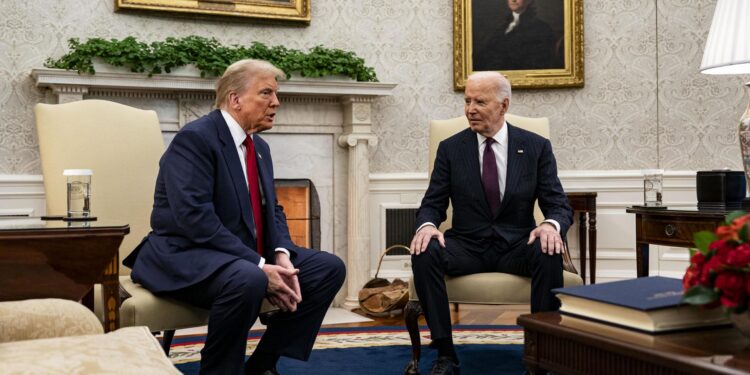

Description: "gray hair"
467 71 512 103
215 59 285 109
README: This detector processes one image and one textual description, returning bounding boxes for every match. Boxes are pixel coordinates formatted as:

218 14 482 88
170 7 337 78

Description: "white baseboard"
369 170 699 283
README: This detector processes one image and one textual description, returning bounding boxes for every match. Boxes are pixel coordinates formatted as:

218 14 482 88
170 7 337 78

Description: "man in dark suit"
473 0 561 71
410 71 572 375
124 59 346 375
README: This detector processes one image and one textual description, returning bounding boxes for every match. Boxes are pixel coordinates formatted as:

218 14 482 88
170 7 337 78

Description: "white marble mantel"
31 68 397 99
32 68 397 309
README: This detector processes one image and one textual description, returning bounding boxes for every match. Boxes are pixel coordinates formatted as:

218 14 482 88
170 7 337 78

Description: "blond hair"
214 59 285 109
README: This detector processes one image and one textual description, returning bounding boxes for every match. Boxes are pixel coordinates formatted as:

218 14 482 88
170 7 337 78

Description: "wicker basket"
358 245 411 317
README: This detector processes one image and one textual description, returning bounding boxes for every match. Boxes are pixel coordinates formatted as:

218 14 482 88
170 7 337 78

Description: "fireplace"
275 179 320 250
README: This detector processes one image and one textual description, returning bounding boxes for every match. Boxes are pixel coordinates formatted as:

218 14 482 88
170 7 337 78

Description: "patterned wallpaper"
0 0 747 174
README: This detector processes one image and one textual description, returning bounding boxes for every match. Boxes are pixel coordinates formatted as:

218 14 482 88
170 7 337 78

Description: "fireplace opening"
274 179 321 250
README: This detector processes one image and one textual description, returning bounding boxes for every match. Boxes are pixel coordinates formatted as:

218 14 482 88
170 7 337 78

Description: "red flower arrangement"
683 211 750 313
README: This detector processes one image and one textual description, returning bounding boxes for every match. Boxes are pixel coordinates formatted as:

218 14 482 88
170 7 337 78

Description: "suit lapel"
499 123 525 214
214 110 256 237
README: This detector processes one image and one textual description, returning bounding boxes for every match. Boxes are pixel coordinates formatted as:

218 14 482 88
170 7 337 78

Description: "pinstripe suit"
412 124 572 340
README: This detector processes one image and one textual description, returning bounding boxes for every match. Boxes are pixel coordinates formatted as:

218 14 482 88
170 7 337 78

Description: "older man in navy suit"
124 59 346 375
410 71 572 375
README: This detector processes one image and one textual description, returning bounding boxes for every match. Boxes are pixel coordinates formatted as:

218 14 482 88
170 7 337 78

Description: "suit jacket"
473 9 560 71
124 110 304 293
416 124 572 248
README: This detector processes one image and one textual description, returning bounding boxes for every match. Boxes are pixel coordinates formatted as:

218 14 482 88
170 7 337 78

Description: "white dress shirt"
221 110 290 268
418 121 560 233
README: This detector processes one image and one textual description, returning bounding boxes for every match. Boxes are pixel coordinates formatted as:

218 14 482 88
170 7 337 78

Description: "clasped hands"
262 252 302 312
410 222 563 255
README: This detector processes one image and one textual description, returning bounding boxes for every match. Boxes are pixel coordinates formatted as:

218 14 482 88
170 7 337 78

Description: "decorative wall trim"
87 89 346 104
3 170 699 285
0 175 46 217
369 170 700 284
32 68 397 98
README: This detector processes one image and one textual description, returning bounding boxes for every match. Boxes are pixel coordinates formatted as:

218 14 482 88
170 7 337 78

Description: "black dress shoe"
430 356 460 375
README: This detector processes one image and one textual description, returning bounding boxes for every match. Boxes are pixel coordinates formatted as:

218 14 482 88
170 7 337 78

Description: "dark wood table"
626 207 727 277
0 217 129 332
519 312 750 374
567 192 597 284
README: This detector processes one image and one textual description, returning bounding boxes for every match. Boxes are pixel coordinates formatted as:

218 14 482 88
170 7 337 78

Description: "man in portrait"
410 71 572 374
124 59 346 375
473 0 563 71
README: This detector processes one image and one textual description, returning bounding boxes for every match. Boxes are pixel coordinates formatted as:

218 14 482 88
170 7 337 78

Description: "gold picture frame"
454 0 583 90
115 0 311 23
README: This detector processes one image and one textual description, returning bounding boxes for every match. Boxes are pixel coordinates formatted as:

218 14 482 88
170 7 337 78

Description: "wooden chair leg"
161 329 176 355
404 300 423 375
453 302 459 313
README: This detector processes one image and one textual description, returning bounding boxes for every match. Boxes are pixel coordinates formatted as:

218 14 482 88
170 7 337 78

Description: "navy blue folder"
553 276 685 311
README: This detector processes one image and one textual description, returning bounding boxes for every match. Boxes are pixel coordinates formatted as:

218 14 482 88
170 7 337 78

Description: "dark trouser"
411 236 562 340
162 248 346 375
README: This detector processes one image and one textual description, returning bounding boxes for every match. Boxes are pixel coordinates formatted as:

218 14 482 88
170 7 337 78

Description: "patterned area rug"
172 325 525 374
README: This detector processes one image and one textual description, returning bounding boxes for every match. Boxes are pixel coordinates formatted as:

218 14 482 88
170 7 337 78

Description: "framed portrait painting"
115 0 311 23
454 0 583 89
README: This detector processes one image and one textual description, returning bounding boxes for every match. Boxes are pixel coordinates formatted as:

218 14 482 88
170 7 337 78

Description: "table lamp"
700 0 750 204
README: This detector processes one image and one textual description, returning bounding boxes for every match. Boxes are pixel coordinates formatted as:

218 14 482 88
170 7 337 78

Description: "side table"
0 218 129 332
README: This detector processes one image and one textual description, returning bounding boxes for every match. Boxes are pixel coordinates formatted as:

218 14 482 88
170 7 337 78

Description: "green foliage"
45 36 378 82
725 210 746 225
693 230 717 255
683 285 720 306
683 211 750 314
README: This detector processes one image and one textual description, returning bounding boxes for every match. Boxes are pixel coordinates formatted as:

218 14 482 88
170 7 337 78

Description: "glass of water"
64 169 92 218
642 169 664 207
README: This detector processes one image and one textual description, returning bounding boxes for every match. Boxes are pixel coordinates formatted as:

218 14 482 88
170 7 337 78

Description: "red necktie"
482 138 501 216
243 135 264 255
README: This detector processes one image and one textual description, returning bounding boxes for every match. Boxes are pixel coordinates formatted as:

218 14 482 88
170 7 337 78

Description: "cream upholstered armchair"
0 298 179 374
34 100 210 353
403 115 583 374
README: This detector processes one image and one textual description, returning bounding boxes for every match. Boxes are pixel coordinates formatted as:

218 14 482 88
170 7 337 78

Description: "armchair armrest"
0 299 103 343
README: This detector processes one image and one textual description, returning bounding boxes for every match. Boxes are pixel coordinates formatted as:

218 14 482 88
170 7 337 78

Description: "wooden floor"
329 304 531 328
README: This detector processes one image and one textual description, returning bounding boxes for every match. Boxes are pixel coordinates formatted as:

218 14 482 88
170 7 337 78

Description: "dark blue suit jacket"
416 124 572 248
124 110 305 293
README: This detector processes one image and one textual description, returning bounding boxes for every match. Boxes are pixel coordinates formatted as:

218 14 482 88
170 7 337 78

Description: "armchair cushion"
0 299 179 374
0 299 103 343
95 277 210 330
408 271 583 304
0 326 180 374
94 277 275 330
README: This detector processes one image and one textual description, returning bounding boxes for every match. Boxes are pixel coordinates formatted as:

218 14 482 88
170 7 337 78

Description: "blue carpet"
172 325 524 374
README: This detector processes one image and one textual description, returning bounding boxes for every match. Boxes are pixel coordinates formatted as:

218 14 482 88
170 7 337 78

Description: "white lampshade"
700 0 750 75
